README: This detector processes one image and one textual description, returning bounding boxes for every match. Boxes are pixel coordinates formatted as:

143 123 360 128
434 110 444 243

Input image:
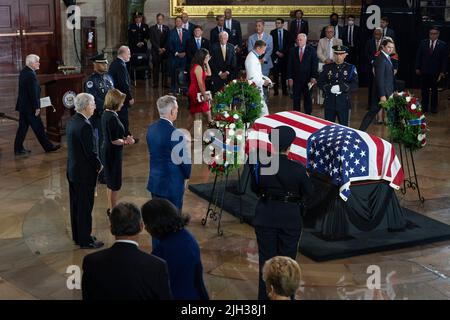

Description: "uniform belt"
261 193 302 204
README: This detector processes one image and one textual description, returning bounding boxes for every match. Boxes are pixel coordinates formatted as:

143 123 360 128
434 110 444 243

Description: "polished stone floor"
1 82 450 300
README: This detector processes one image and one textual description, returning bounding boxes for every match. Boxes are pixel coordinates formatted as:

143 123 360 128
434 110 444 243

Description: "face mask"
348 20 354 26
331 19 338 26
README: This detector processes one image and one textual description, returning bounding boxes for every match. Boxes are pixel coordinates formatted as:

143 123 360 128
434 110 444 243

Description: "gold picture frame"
170 0 360 18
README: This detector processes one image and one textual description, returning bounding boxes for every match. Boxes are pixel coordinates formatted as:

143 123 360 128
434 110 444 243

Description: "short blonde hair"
104 89 126 111
262 256 301 298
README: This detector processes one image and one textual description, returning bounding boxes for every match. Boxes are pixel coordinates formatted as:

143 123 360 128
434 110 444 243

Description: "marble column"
104 0 127 58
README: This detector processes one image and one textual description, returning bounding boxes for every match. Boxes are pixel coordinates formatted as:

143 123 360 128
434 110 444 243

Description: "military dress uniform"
250 126 314 300
128 14 150 54
318 45 358 127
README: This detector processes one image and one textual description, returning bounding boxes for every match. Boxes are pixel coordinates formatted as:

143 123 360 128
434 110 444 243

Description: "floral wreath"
381 91 427 151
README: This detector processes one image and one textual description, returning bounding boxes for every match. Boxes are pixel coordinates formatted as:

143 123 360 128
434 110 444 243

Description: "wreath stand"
201 172 229 236
397 143 425 203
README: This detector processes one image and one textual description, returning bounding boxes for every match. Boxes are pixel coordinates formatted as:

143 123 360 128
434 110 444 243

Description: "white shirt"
257 32 264 40
225 19 232 30
430 40 436 51
334 26 340 39
115 240 139 247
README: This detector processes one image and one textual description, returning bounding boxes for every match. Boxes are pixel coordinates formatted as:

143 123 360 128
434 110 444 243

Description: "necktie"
279 30 283 51
227 20 231 30
329 39 333 59
197 38 201 49
430 40 434 54
297 20 301 33
335 26 339 39
299 47 304 62
219 27 222 33
159 25 162 33
383 29 386 37
178 29 182 42
222 45 226 60
349 26 353 47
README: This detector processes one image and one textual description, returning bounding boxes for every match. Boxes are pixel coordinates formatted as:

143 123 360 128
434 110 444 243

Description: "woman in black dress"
102 89 135 215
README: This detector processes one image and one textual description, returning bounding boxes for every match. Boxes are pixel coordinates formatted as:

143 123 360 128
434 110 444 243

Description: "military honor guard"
128 12 150 55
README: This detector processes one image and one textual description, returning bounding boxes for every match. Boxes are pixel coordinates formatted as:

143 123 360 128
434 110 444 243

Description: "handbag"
197 91 212 102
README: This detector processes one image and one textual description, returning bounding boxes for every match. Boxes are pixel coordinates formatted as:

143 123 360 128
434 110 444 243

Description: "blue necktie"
279 30 283 51
197 39 201 49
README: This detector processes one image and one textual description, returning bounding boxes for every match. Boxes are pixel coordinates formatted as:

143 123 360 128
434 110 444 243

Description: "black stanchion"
397 143 425 203
201 172 229 236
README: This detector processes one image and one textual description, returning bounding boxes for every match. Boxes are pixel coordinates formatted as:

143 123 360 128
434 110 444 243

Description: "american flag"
247 111 404 201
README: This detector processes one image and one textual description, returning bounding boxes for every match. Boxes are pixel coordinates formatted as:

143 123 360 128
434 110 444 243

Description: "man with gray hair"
210 31 237 92
146 95 191 211
66 93 104 249
14 54 60 155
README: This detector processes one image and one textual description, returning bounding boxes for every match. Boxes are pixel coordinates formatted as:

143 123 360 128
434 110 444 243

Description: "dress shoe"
80 240 104 249
46 145 61 153
14 149 29 156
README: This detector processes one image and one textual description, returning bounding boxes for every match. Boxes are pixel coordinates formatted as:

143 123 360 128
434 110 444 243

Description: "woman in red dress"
187 48 212 132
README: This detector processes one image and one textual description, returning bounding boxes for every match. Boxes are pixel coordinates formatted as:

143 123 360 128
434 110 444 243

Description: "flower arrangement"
381 91 427 150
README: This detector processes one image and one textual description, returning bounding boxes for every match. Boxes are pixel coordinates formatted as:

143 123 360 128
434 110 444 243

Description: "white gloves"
331 85 341 95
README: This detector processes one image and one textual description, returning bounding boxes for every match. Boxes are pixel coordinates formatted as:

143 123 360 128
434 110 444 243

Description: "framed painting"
170 0 361 18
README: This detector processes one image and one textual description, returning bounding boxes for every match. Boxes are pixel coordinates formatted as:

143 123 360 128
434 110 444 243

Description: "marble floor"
1 82 450 300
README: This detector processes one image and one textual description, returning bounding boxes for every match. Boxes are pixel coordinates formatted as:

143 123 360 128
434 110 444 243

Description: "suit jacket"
149 24 170 54
343 25 360 49
382 27 396 41
224 19 242 47
210 26 231 45
287 45 318 85
248 33 273 76
415 39 448 75
82 242 172 300
320 25 345 40
168 28 189 64
374 52 395 98
15 67 40 113
128 23 150 53
270 28 292 66
183 21 196 39
146 118 191 209
317 37 343 63
289 19 309 38
108 58 132 104
66 113 101 185
210 42 237 88
152 229 209 300
364 38 381 69
187 37 210 62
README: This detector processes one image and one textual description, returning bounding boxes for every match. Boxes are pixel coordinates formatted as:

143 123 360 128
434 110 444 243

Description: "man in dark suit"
187 25 210 66
146 95 191 211
149 13 170 88
380 16 396 41
271 18 292 96
289 9 309 41
320 12 344 40
128 12 150 55
66 93 104 249
359 38 395 131
210 31 237 93
364 28 383 110
14 54 60 155
210 15 231 46
108 46 136 140
343 15 360 66
287 34 318 114
168 16 189 94
224 8 242 49
181 12 195 39
416 26 448 113
82 202 172 300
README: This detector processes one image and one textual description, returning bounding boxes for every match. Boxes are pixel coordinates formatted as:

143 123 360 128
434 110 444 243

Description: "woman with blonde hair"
262 256 302 300
101 89 135 216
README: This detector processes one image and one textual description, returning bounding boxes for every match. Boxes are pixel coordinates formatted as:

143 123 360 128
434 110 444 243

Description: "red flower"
227 116 235 123
404 92 410 97
416 111 423 117
421 123 426 130
411 97 417 104
211 162 217 168
219 166 225 172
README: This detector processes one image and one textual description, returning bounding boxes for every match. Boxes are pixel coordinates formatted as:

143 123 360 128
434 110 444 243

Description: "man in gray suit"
248 19 273 77
359 38 395 131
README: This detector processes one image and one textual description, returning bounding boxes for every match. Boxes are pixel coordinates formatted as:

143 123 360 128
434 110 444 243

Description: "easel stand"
201 173 229 236
397 143 425 203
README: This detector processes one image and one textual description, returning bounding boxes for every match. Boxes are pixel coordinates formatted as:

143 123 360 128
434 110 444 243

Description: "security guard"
251 126 313 300
318 45 358 127
128 12 149 54
84 53 114 155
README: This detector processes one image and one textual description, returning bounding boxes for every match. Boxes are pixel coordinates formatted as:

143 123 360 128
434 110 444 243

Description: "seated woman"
141 198 209 300
262 256 302 300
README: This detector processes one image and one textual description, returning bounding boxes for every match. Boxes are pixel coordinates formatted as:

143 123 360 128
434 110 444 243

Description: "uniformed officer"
128 12 149 55
250 126 314 300
84 53 114 155
318 45 358 127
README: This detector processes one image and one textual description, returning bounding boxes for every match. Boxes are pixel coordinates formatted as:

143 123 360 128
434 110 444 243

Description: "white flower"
209 130 215 137
203 138 210 143
411 104 417 110
236 135 243 141
216 121 220 127
229 123 236 129
406 97 412 103
398 91 404 96
233 114 240 120
228 129 235 136
209 145 215 150
226 138 231 144
223 112 229 118
418 133 425 141
232 79 237 83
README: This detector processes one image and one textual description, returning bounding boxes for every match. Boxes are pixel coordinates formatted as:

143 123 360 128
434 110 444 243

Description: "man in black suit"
108 46 136 140
364 28 383 110
224 8 242 49
380 16 396 41
416 26 448 113
187 25 210 66
320 12 344 40
14 54 60 155
343 15 360 66
82 202 172 300
271 18 292 96
181 12 195 39
210 31 237 92
359 38 396 131
128 12 149 55
289 9 309 41
66 93 104 249
149 13 170 88
210 15 231 46
287 34 318 114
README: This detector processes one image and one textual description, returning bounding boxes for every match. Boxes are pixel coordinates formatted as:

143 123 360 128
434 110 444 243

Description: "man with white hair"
66 93 104 249
108 46 138 143
14 54 60 155
210 31 237 92
146 95 191 212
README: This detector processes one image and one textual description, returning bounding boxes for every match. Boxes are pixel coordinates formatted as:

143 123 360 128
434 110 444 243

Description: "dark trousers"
255 226 301 300
271 61 287 94
367 70 374 109
152 52 168 86
69 181 95 246
421 74 439 112
14 111 54 152
325 107 350 127
170 57 186 93
117 104 130 136
359 101 381 131
293 83 312 114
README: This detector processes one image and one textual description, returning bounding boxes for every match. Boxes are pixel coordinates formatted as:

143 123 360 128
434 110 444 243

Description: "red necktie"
299 47 304 62
297 20 301 34
178 29 183 42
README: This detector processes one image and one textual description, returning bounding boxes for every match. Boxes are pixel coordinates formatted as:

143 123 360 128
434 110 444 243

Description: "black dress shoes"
46 145 61 153
14 149 31 156
80 240 104 249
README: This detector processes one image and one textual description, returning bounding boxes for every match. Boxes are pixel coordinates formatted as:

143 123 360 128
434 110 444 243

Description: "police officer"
251 126 313 300
84 53 114 155
128 12 150 54
318 45 358 127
